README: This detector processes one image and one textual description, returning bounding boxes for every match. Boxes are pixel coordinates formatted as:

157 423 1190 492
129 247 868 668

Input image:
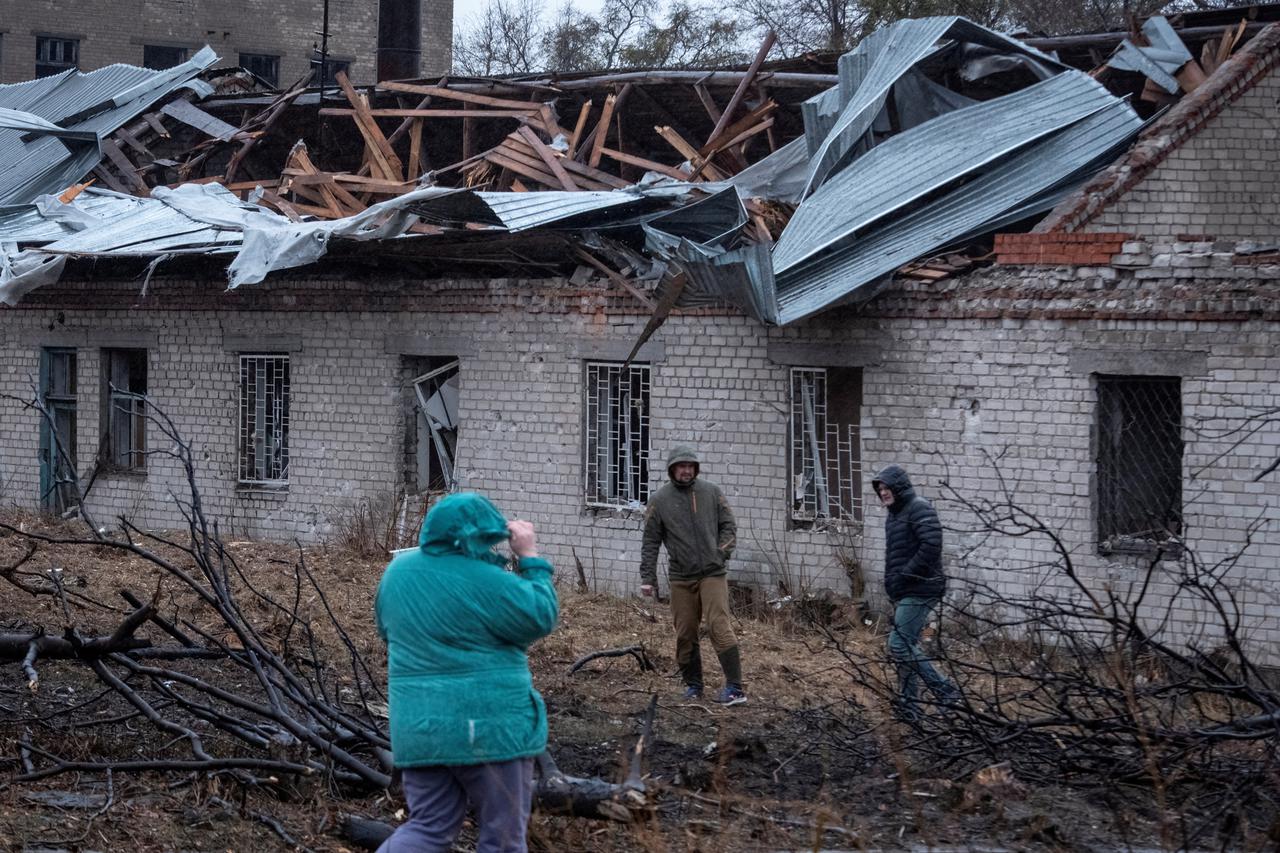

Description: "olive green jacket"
639 477 737 586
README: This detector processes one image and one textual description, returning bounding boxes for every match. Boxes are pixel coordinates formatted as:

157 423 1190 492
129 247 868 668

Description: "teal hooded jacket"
375 493 559 767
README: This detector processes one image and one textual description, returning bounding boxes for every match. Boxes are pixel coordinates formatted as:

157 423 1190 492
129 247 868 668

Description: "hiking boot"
712 685 747 707
681 685 704 701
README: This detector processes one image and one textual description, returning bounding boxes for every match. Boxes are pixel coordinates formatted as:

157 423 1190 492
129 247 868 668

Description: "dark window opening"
790 366 863 526
584 361 650 508
39 348 78 512
143 44 187 70
36 36 79 77
403 356 460 495
239 53 280 87
1096 375 1183 553
310 52 352 85
100 349 147 471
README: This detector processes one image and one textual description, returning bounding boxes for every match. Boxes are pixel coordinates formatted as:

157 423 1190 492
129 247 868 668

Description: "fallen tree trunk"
342 696 659 848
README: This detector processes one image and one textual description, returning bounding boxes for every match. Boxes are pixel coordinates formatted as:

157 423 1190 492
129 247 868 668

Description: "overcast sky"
452 0 608 29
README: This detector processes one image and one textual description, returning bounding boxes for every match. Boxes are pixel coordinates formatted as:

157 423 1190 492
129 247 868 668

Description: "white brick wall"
1087 69 1280 241
1 258 1277 661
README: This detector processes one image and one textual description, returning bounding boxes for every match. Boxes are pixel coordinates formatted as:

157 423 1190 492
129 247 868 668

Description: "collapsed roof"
0 12 1267 322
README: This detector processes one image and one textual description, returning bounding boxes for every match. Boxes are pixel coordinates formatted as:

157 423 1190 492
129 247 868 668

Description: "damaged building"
1 9 1278 660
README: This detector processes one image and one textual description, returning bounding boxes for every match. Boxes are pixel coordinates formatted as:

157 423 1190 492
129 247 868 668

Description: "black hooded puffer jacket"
872 465 945 601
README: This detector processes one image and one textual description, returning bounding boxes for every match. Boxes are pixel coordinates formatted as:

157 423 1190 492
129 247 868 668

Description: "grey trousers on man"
376 757 535 853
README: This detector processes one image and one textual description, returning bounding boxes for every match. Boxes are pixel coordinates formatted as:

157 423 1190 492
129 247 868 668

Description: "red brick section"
993 232 1133 266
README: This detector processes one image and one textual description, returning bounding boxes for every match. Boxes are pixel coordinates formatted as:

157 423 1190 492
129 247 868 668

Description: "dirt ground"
0 516 1233 851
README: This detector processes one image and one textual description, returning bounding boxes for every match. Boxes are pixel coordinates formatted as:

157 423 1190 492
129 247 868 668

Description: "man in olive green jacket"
640 446 745 706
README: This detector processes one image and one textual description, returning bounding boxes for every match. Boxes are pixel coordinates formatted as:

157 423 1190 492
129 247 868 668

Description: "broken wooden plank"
699 100 777 158
587 93 617 169
492 141 613 191
283 142 349 218
224 179 281 192
224 76 309 183
160 99 240 141
574 248 656 310
598 147 687 182
318 107 534 119
377 81 545 113
91 165 131 194
516 125 580 191
335 70 404 182
408 118 424 181
704 30 776 147
99 139 150 195
140 112 169 138
693 80 722 125
568 101 592 158
484 151 561 189
654 125 727 182
557 157 631 190
113 126 153 158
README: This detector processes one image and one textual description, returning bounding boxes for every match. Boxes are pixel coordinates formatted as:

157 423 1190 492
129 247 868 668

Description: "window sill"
790 516 863 535
584 502 646 521
237 484 290 500
98 467 148 480
1098 537 1183 560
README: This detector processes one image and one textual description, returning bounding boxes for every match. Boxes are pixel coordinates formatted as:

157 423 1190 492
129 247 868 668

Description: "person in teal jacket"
374 492 558 853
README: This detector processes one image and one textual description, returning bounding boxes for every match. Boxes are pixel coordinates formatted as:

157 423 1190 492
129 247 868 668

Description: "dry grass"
0 514 1225 851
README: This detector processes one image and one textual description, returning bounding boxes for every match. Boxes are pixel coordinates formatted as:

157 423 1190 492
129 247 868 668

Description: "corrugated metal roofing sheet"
774 100 1143 323
774 70 1118 274
0 47 217 206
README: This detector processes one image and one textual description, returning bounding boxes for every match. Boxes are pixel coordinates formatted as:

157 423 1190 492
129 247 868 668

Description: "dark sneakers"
712 685 747 706
681 685 704 701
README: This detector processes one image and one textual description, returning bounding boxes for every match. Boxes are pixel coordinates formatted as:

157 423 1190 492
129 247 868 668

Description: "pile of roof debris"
0 9 1270 323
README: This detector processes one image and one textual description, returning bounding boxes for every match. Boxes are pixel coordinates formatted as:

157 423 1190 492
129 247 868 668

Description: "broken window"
406 358 460 493
39 348 78 512
239 53 281 87
584 362 650 509
310 53 352 85
1096 375 1183 553
100 349 147 471
36 36 78 77
789 367 863 526
239 354 290 487
143 45 188 70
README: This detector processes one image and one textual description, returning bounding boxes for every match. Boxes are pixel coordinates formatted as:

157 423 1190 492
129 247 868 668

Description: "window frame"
142 44 188 70
238 52 281 87
1094 374 1184 555
238 353 291 489
36 35 79 77
788 366 863 528
99 348 148 473
583 360 651 510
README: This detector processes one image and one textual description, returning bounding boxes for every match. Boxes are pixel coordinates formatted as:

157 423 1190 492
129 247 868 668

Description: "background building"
0 0 452 85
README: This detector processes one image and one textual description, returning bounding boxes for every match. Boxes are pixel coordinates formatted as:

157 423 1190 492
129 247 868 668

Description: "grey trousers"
376 757 535 853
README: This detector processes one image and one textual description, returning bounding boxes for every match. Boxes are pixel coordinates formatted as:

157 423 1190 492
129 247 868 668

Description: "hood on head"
666 445 700 479
418 492 510 564
872 465 915 506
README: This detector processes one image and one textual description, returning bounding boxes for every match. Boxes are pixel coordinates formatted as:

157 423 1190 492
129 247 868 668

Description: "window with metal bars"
1096 375 1183 553
789 367 863 526
100 349 147 471
239 354 290 487
584 362 650 508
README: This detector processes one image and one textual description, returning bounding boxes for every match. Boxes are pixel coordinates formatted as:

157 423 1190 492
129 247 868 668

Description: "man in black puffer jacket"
872 465 958 719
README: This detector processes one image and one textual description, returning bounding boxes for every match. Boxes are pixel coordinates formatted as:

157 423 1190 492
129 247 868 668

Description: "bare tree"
453 0 545 76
